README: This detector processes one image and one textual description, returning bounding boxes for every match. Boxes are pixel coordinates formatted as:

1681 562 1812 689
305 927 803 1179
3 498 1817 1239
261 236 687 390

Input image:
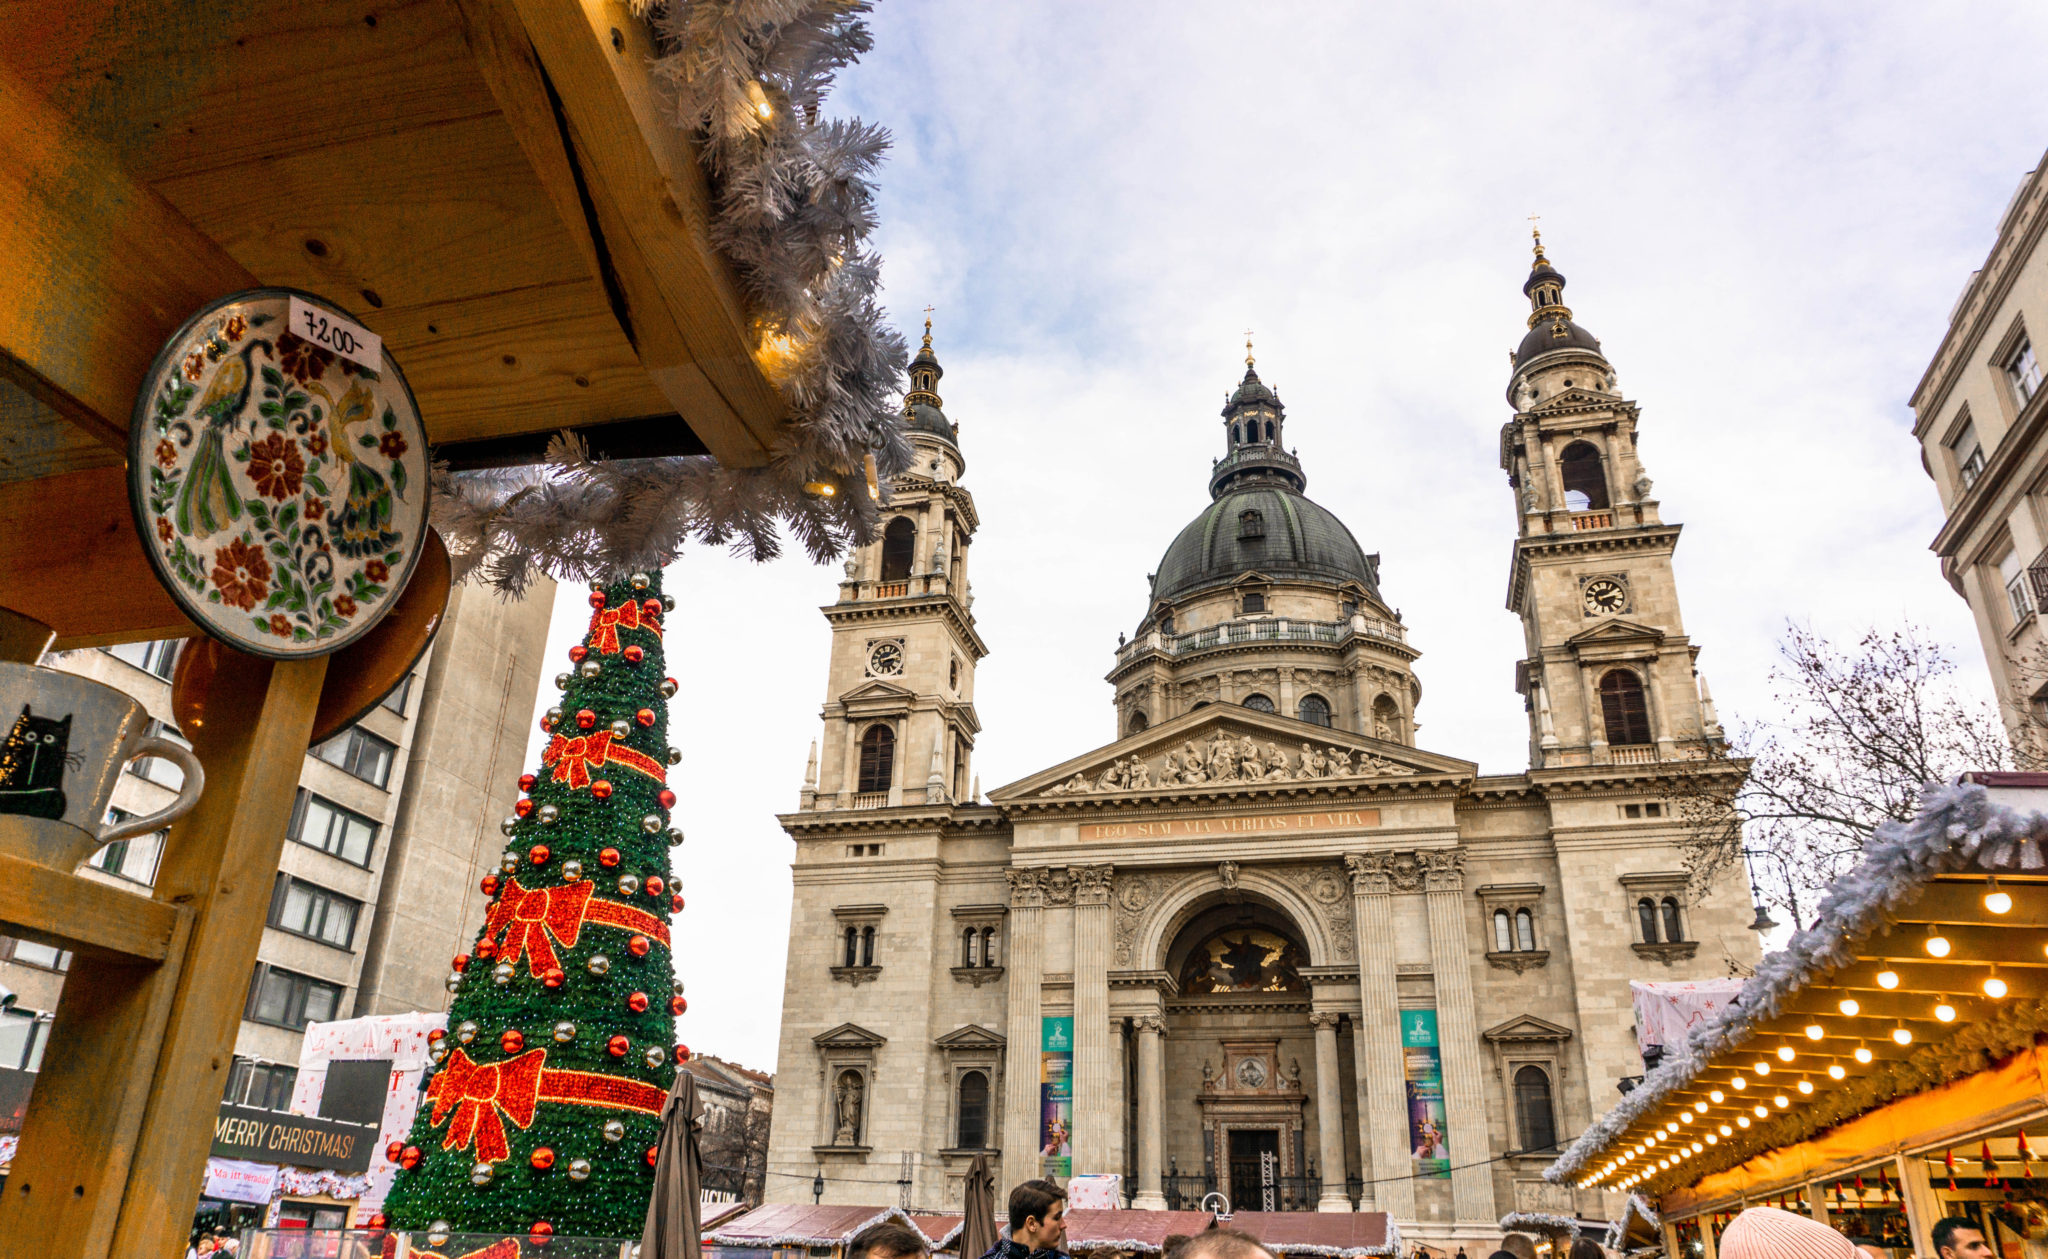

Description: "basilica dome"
1150 484 1378 603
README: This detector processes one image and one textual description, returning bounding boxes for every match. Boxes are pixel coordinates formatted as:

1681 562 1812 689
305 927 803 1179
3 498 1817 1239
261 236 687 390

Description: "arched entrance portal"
1156 898 1336 1211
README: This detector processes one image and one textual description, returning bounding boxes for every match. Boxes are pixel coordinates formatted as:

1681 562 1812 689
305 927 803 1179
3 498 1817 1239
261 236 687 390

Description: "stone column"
1002 869 1046 1185
1420 849 1496 1226
1072 865 1114 1175
1345 853 1412 1220
1132 1015 1167 1210
1309 1011 1351 1212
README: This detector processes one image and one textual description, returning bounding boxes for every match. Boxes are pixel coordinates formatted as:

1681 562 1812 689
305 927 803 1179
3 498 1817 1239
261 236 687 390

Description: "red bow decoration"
589 600 661 654
541 730 664 790
486 879 594 975
428 1048 545 1164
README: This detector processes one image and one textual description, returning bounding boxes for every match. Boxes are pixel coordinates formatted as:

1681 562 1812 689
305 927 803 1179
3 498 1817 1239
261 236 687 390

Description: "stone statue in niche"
834 1070 864 1144
1287 1058 1303 1091
1374 715 1394 741
1201 1059 1216 1091
843 557 858 579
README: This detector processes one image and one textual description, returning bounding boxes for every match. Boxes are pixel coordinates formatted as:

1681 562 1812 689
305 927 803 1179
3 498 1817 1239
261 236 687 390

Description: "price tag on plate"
286 294 383 370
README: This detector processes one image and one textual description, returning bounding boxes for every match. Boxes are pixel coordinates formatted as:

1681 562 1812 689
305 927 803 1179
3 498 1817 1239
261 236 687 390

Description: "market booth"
706 1206 1399 1259
1547 780 2048 1258
0 3 893 1257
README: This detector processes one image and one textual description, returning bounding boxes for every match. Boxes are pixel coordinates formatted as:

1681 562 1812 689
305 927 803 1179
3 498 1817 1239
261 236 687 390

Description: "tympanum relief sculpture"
1045 729 1412 795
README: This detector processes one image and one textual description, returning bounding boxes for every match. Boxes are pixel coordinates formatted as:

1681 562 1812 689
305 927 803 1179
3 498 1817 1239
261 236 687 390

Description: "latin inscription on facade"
1079 808 1380 842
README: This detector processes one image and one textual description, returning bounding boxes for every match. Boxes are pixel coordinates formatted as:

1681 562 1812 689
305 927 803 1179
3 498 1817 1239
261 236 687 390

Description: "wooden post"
100 650 328 1259
1896 1150 1942 1259
0 607 53 663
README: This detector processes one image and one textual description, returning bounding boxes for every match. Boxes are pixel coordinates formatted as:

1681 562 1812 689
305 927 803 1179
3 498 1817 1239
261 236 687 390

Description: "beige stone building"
767 256 1757 1251
0 580 551 1139
1911 152 2048 747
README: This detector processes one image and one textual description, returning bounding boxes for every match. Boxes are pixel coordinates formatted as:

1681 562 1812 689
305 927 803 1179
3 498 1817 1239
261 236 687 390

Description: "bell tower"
1500 233 1724 769
806 318 988 809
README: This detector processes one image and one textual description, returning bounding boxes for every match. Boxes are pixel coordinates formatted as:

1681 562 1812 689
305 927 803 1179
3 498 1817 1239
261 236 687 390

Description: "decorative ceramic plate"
129 289 428 659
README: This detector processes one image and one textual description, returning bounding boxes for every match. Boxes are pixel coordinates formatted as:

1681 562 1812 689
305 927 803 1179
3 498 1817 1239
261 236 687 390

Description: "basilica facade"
765 242 1758 1250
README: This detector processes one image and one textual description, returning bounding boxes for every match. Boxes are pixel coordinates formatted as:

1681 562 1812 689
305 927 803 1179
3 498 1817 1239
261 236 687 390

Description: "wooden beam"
0 58 256 440
0 844 184 961
0 465 197 647
107 651 328 1259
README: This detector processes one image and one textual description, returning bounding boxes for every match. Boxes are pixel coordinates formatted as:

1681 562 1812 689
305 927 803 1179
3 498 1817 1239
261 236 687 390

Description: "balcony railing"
1162 1171 1324 1212
1116 615 1405 664
851 792 889 809
1609 744 1657 764
873 581 908 598
1571 510 1613 530
2028 547 2048 613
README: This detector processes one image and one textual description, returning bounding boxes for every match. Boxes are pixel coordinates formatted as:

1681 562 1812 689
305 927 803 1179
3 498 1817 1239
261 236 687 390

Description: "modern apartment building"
1913 152 2048 749
0 579 554 1141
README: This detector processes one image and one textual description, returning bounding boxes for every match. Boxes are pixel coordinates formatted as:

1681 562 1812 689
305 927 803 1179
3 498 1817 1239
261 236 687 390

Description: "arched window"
957 1070 990 1149
860 925 875 967
1516 908 1535 952
981 927 997 967
879 516 916 581
1128 710 1150 735
1637 898 1660 943
1238 510 1266 539
1661 897 1684 943
1599 670 1652 747
1493 909 1512 952
844 927 859 967
962 927 979 967
1514 1065 1557 1153
1231 423 1241 445
1242 694 1275 713
1559 441 1609 511
1298 694 1331 727
857 725 895 794
1242 592 1266 613
1191 701 1210 710
1265 420 1275 442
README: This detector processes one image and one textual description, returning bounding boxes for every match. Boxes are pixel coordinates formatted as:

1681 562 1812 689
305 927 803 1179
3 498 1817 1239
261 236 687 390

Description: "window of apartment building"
379 673 415 717
290 791 379 866
225 1056 299 1111
0 936 71 972
2002 550 2036 628
269 875 362 950
91 808 165 886
103 638 180 680
1951 418 1988 490
127 719 190 790
245 964 343 1030
2007 337 2043 407
312 726 397 789
0 1007 51 1072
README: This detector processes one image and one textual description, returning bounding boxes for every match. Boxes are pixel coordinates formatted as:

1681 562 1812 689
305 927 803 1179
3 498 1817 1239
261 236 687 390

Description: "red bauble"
589 591 607 609
599 847 621 867
623 645 644 664
642 598 661 618
645 875 665 897
636 707 656 727
645 1146 660 1167
607 1035 630 1057
537 715 552 733
400 1145 422 1169
515 798 534 818
501 1030 525 1053
475 940 498 960
529 1146 555 1171
529 844 550 865
569 645 588 663
451 954 470 973
591 779 613 800
629 934 651 957
671 995 688 1015
575 708 597 729
542 967 566 988
628 991 649 1013
676 1044 691 1063
386 1140 405 1163
519 773 537 792
427 1029 446 1044
672 893 686 913
530 1221 555 1245
657 788 677 810
480 874 500 896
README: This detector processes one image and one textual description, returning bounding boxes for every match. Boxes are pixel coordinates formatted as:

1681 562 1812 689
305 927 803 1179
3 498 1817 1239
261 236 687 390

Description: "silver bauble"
568 1157 594 1180
579 661 602 679
643 1045 667 1069
554 672 571 691
444 973 463 994
429 1042 448 1064
662 594 676 612
538 804 560 825
561 859 584 881
667 827 685 847
500 852 520 874
630 572 651 590
666 747 682 766
602 1120 626 1142
609 719 632 739
457 1020 479 1044
499 817 519 837
587 953 611 976
469 1161 494 1186
427 1221 452 1245
641 815 663 835
659 678 678 699
617 874 640 896
492 962 515 986
545 705 564 724
553 1020 577 1043
672 980 686 996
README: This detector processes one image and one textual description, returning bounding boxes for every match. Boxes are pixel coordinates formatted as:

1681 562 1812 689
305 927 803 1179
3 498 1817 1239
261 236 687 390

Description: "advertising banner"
1039 1016 1073 1177
211 1103 378 1174
1401 1007 1449 1178
203 1157 283 1205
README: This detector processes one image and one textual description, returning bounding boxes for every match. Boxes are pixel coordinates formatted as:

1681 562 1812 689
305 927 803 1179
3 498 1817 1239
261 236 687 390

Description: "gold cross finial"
1244 328 1255 367
921 305 935 349
1528 213 1547 260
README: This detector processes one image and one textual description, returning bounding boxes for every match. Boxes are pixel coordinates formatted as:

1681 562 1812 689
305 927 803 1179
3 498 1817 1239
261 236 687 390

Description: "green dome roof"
1152 484 1378 604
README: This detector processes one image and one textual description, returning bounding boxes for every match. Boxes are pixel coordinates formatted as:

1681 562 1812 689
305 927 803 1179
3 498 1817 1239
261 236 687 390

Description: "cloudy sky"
530 2 2048 1073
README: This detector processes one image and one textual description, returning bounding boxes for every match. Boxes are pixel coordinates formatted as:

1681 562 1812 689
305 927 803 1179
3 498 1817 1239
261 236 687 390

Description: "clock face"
868 640 904 677
1235 1058 1268 1089
1583 578 1627 616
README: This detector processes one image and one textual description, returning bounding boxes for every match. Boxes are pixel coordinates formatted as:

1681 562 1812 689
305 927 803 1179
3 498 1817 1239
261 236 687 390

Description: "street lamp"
813 1167 825 1204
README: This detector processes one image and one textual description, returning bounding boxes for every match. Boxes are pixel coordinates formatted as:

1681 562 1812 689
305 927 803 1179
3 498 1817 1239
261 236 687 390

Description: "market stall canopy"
707 1204 928 1251
1220 1211 1399 1257
1549 781 2048 1210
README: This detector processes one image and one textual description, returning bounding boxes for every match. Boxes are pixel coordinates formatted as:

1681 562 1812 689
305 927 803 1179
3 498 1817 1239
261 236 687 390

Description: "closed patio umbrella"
641 1069 704 1259
960 1153 998 1259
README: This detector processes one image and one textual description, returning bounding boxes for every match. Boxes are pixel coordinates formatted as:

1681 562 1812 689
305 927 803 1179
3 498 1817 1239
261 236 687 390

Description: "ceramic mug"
0 659 206 871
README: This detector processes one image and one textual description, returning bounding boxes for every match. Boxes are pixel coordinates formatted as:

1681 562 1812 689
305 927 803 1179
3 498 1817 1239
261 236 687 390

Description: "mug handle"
101 737 208 845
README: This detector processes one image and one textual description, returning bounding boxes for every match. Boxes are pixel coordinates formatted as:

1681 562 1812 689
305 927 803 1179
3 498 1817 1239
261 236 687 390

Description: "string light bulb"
1754 1105 1769 1118
1828 1064 1846 1080
1838 997 1861 1016
1738 1116 1751 1129
1775 1094 1791 1108
1892 1026 1914 1046
1854 1045 1874 1064
1986 876 2012 915
1778 1045 1798 1061
1797 1080 1815 1095
1710 1090 1726 1103
1935 1002 1957 1023
1925 925 1951 958
1878 970 1900 989
1719 1124 1732 1136
1984 969 2009 999
1805 1024 1825 1040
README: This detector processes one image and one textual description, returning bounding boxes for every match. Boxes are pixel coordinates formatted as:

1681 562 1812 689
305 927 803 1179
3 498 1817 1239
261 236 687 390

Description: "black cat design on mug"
0 704 77 820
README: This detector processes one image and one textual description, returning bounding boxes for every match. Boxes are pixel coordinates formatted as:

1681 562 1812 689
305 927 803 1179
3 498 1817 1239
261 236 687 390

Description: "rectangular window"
1951 420 1987 490
0 1009 49 1072
2004 551 2034 627
379 674 415 716
91 809 166 886
269 876 362 950
103 638 181 680
245 964 344 1031
290 791 379 866
311 727 397 789
226 1056 300 1111
2008 338 2043 406
4 937 71 972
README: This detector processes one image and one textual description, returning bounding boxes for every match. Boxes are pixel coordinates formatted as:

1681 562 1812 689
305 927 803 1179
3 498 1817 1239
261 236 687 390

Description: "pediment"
838 679 916 706
1231 571 1275 587
933 1024 1007 1050
1529 388 1616 414
813 1022 887 1049
1483 1013 1575 1044
989 704 1475 803
1564 618 1665 647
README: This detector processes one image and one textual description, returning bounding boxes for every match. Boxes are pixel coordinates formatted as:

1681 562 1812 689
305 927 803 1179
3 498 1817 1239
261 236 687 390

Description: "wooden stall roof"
910 1213 964 1250
708 1204 925 1248
1058 1210 1222 1253
0 0 789 646
1557 785 2048 1207
1220 1211 1398 1257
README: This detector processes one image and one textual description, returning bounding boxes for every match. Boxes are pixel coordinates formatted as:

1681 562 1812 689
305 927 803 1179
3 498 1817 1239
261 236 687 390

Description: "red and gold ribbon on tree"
541 730 665 791
484 878 670 976
454 1242 520 1259
588 598 662 654
426 1047 667 1164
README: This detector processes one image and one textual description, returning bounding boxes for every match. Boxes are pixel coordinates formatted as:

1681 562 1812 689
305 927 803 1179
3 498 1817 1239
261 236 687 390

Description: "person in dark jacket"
979 1179 1068 1259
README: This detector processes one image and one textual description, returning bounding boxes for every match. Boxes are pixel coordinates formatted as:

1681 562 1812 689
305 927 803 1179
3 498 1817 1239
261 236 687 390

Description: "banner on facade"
212 1103 378 1174
1401 1008 1449 1179
1039 1016 1073 1177
203 1157 283 1205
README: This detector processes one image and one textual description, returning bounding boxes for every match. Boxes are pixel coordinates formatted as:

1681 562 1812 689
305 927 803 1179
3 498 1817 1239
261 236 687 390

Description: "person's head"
1162 1235 1193 1259
1567 1241 1605 1259
1932 1217 1993 1259
850 1223 929 1259
1008 1179 1068 1251
1177 1230 1276 1259
1718 1207 1855 1259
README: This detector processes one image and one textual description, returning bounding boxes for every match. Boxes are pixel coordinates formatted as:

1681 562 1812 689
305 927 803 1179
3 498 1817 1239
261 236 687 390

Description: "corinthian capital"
1417 847 1467 893
1308 1011 1342 1031
1075 864 1117 905
1007 868 1046 908
1134 1014 1166 1036
1344 852 1393 896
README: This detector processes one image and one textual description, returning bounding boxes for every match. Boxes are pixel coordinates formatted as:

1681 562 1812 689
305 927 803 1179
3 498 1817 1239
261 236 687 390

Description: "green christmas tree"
383 571 686 1250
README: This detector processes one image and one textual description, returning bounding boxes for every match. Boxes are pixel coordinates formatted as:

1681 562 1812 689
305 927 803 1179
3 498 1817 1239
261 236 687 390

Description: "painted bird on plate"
172 338 271 539
311 380 402 559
